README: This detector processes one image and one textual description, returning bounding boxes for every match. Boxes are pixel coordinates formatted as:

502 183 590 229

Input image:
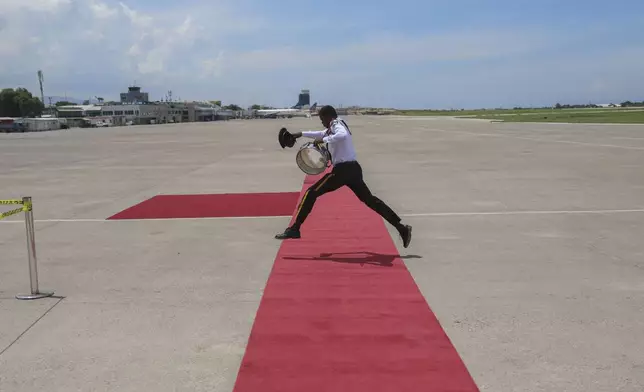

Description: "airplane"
256 102 317 119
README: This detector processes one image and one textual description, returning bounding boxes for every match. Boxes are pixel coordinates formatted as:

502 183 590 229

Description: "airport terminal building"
42 86 333 129
54 85 237 127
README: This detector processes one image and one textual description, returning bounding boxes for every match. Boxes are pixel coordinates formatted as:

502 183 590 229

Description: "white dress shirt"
301 118 357 164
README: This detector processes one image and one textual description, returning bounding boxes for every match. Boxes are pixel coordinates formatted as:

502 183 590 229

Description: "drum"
295 142 331 175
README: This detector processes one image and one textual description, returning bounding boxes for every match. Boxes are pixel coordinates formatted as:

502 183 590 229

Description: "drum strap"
340 119 352 134
323 119 351 165
324 119 352 136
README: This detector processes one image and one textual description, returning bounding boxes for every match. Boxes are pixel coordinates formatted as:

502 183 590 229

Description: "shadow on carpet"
283 252 422 267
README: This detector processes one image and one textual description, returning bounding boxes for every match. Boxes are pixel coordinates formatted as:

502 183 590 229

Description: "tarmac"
1 116 644 391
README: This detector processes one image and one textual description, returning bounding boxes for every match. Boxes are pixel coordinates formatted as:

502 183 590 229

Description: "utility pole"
37 70 45 109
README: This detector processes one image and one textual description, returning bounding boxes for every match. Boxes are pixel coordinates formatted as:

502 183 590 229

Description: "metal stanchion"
16 197 54 300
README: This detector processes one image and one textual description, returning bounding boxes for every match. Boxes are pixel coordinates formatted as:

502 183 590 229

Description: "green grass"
397 108 549 116
473 110 644 124
397 107 644 124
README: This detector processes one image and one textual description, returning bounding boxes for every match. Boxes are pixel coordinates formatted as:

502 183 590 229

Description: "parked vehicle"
0 117 27 133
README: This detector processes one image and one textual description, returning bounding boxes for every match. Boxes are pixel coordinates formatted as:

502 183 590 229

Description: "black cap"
278 127 296 148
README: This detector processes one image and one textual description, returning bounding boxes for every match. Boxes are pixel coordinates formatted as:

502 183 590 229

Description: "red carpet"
107 192 301 220
233 170 480 392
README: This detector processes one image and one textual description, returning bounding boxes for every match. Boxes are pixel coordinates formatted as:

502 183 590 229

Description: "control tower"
293 89 310 109
120 85 149 104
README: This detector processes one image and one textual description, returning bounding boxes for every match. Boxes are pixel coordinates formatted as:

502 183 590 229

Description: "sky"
1 0 643 109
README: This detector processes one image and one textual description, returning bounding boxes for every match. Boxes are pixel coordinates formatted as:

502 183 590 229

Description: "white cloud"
176 16 193 35
200 51 226 79
0 1 247 86
118 1 152 27
0 0 71 13
89 0 117 19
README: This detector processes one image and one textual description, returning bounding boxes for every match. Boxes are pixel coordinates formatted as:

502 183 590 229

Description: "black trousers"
292 161 402 229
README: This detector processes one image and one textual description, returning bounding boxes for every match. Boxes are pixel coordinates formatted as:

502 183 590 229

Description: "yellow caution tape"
0 207 24 220
0 200 23 205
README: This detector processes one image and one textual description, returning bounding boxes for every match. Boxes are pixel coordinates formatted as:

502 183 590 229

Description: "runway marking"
402 209 644 217
1 209 644 224
419 127 644 151
0 215 290 224
611 136 644 141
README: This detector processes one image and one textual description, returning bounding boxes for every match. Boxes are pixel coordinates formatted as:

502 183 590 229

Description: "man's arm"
291 130 326 139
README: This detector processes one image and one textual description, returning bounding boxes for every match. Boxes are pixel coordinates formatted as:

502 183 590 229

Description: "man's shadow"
283 252 422 267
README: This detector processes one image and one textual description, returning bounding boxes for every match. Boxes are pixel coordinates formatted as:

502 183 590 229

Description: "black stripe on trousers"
292 161 402 229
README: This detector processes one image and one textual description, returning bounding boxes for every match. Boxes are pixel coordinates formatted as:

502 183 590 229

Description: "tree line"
0 88 44 117
554 101 644 109
618 101 644 107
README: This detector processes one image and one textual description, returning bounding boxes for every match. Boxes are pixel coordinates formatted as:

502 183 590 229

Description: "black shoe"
398 224 412 248
275 227 301 240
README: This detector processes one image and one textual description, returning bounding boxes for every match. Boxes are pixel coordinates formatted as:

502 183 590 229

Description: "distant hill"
45 96 84 105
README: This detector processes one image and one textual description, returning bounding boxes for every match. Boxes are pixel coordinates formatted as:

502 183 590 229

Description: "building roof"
56 105 102 111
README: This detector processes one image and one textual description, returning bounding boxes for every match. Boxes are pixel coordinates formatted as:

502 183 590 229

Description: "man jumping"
275 105 412 248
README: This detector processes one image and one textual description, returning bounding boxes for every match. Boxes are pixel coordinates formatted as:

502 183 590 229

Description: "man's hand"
313 138 324 146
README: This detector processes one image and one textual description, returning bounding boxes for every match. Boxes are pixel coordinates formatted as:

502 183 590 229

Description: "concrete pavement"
1 116 643 391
